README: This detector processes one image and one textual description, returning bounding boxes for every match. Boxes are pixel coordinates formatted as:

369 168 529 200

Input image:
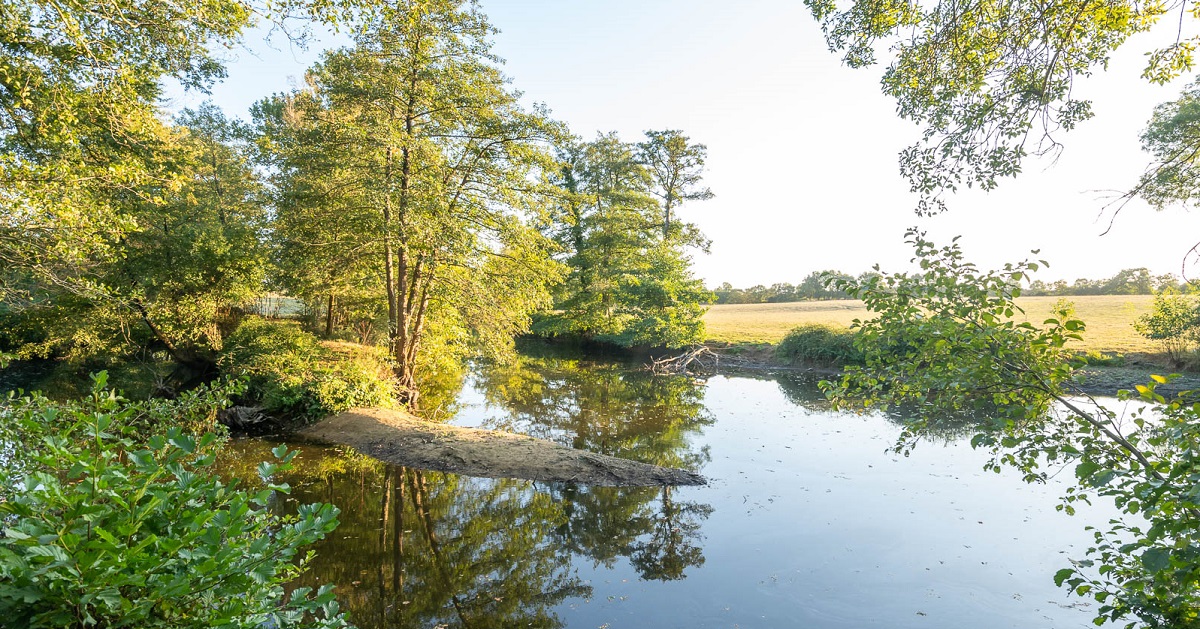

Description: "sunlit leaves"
258 0 564 393
0 375 347 627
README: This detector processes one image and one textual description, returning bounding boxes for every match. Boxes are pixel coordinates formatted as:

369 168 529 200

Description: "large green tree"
2 104 270 379
537 132 713 348
257 0 562 400
0 0 364 374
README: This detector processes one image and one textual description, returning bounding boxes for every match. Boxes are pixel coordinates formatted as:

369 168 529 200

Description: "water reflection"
225 440 592 628
224 349 718 628
222 352 1107 629
472 352 715 581
774 372 992 443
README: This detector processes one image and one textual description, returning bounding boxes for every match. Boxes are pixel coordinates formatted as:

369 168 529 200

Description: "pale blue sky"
168 0 1200 287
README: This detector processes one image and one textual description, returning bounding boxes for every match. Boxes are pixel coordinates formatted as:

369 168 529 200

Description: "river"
221 347 1116 629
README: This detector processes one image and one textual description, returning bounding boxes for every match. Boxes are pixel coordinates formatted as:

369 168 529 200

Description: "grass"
703 295 1159 355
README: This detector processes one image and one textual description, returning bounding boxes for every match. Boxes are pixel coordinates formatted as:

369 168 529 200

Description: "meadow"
703 295 1160 355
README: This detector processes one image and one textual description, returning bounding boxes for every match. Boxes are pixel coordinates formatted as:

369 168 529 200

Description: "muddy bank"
298 407 705 487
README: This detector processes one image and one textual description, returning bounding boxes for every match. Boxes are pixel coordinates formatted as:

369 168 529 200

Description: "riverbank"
703 341 1200 397
299 407 706 486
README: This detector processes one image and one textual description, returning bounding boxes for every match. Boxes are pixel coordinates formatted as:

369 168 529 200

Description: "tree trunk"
325 293 336 338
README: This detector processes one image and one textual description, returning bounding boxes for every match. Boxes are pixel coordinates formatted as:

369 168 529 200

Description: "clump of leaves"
0 373 350 628
774 324 863 366
823 228 1080 444
219 317 397 422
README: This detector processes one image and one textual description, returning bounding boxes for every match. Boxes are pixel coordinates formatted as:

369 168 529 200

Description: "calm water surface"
231 351 1114 629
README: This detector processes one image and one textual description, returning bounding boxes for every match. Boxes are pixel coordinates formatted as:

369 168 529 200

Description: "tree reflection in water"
224 349 718 628
271 456 589 629
474 352 714 581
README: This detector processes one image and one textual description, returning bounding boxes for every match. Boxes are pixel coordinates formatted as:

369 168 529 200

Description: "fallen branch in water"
649 346 720 375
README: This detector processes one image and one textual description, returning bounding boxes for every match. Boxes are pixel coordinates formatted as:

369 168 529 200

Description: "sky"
167 0 1200 288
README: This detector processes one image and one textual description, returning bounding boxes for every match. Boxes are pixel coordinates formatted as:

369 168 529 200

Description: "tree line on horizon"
713 266 1189 304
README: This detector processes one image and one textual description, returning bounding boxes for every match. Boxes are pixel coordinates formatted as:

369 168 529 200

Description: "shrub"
1134 291 1200 366
0 374 349 628
219 317 397 422
1069 349 1127 368
775 324 863 366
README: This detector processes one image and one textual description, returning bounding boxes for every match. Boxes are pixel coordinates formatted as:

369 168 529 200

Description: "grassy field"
703 295 1160 355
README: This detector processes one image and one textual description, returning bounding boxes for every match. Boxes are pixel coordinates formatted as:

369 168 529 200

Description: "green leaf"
1140 548 1171 574
1054 568 1075 587
1075 460 1100 480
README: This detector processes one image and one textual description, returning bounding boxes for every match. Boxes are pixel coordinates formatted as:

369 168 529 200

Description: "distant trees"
713 271 860 304
534 132 714 348
1026 268 1181 296
714 268 1187 304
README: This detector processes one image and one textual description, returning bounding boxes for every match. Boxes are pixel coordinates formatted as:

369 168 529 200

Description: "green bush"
1135 291 1200 366
1069 349 1127 368
218 317 397 422
0 374 349 628
775 324 863 366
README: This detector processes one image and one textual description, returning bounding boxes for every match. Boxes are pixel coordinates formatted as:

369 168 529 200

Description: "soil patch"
298 407 705 487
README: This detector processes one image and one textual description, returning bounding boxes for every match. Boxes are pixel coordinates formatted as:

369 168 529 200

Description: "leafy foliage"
1135 290 1200 366
255 0 563 399
0 0 367 368
822 230 1200 627
0 374 348 628
536 132 713 348
824 229 1075 428
774 324 862 367
218 317 397 422
803 1 1194 214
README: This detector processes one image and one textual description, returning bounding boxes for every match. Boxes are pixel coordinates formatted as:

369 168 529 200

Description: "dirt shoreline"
298 407 705 487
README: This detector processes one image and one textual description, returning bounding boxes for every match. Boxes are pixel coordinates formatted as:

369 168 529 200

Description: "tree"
0 0 248 305
637 130 714 240
257 0 563 400
1135 290 1200 365
0 0 359 305
2 103 270 383
803 1 1200 215
801 7 1200 620
537 133 713 348
0 0 369 378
